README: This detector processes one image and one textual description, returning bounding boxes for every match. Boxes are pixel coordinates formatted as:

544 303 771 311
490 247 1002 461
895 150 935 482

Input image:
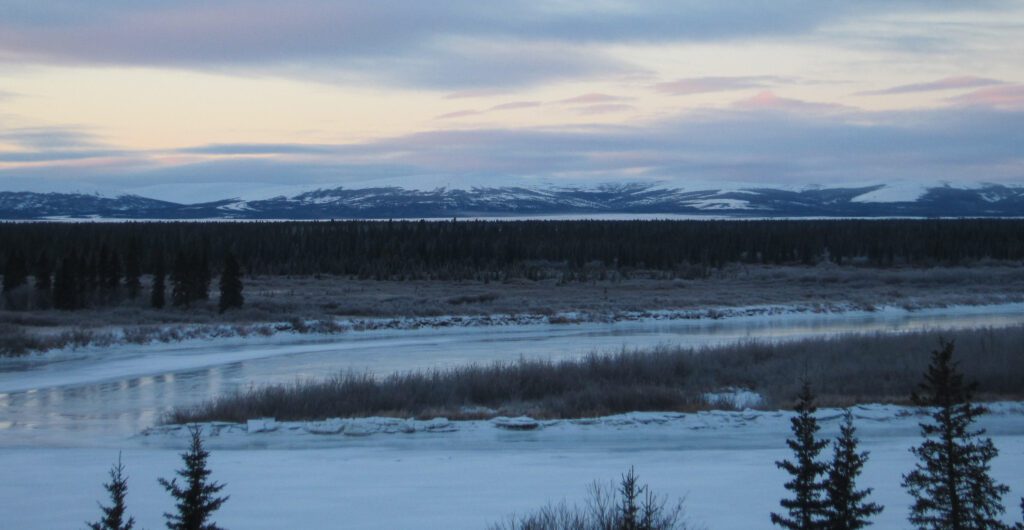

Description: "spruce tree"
218 253 243 313
772 381 829 530
124 241 142 300
3 250 28 291
902 340 1009 530
171 252 190 308
53 256 78 310
107 250 122 291
195 252 211 301
34 251 52 309
87 453 136 530
158 425 228 530
824 411 882 529
3 250 29 308
151 258 166 309
620 466 643 530
34 251 52 291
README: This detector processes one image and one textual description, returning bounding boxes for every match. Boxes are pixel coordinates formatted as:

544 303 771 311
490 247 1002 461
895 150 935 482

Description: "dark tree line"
2 240 245 312
2 219 1022 284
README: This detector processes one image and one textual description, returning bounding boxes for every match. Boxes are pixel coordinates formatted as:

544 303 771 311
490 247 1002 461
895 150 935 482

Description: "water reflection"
0 306 1021 447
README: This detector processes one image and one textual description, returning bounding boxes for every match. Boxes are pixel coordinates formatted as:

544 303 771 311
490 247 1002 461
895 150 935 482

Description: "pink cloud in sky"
558 93 631 105
859 75 1003 95
572 103 635 115
489 101 542 111
947 84 1024 110
653 76 783 95
732 91 851 114
435 109 483 120
443 89 509 99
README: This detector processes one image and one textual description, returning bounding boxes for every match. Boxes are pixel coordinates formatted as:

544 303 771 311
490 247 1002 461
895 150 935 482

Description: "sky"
0 1 1023 202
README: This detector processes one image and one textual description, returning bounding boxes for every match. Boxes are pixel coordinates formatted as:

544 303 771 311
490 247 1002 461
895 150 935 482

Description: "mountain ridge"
2 183 1023 219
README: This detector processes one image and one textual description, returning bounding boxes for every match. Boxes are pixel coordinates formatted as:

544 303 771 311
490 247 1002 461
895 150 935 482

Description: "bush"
167 325 1024 424
490 468 695 530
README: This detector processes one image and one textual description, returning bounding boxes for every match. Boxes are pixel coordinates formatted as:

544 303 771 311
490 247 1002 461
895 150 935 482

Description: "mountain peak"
1 183 1021 220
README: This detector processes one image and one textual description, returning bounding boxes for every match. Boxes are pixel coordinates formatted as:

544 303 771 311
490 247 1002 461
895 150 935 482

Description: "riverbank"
4 264 1023 355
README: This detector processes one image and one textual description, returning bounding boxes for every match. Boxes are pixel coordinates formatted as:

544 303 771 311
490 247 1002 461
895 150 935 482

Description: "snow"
703 388 765 409
2 404 1022 529
2 302 1023 528
850 182 930 203
683 198 755 210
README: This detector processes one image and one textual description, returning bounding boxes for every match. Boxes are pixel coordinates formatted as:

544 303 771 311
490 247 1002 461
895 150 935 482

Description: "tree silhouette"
823 411 882 529
902 340 1009 529
218 253 243 313
86 453 136 530
151 256 166 309
773 381 829 530
124 240 142 300
158 425 229 530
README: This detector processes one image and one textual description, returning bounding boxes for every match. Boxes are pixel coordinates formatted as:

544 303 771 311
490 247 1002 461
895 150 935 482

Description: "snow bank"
141 402 1024 449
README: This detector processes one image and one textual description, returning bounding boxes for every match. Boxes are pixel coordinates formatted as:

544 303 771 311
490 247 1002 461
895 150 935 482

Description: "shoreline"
5 297 1024 360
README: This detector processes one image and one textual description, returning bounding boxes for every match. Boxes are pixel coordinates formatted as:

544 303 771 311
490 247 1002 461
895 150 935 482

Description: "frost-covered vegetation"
168 325 1024 424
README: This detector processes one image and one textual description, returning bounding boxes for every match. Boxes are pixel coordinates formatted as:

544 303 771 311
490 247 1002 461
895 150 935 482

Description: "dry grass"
167 325 1024 424
4 263 1024 353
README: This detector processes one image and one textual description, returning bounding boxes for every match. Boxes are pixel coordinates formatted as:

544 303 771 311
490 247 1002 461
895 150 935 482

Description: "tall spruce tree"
3 251 29 290
53 255 78 310
218 253 243 313
87 453 136 530
151 257 166 309
158 425 228 530
824 411 882 529
902 340 1009 530
106 250 122 291
33 251 52 309
171 252 191 308
194 252 211 301
124 240 142 300
3 250 29 309
773 381 829 530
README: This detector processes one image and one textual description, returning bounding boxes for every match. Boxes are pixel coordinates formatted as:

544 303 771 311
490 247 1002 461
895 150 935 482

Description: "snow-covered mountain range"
2 183 1023 220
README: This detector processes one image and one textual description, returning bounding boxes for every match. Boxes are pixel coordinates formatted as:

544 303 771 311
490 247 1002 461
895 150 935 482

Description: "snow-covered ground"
2 404 1022 529
1 303 1022 528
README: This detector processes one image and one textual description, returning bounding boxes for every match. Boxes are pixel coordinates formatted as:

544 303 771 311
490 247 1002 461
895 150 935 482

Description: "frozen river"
1 303 1022 447
1 304 1023 529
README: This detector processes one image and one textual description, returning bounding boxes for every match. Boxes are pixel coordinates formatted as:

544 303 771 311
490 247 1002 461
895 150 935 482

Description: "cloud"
558 93 631 105
0 1 1000 89
653 76 791 95
731 91 853 114
946 84 1024 110
572 104 636 115
0 126 102 150
5 104 1023 201
490 101 542 111
859 75 1005 95
176 143 338 156
435 109 483 120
